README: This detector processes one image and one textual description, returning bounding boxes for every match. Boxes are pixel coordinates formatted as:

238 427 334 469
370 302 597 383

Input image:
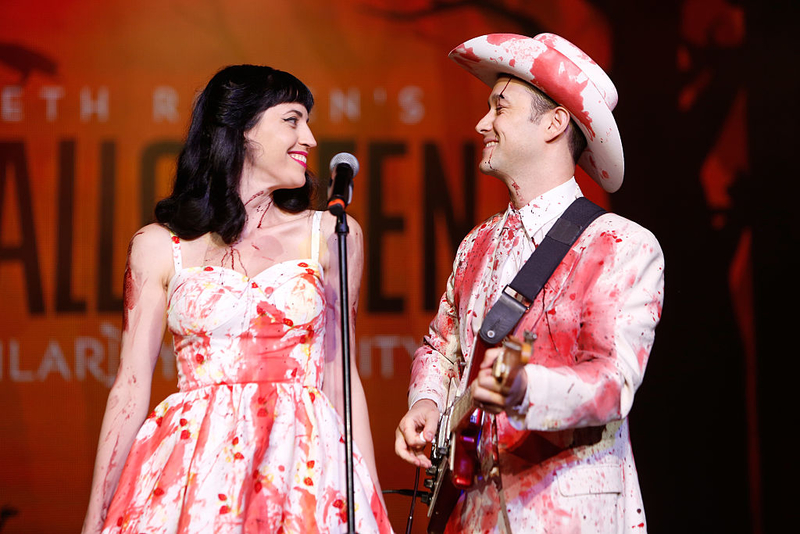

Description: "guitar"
423 332 534 533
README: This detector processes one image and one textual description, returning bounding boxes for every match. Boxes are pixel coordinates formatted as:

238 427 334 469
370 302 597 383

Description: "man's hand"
471 347 528 414
395 399 440 468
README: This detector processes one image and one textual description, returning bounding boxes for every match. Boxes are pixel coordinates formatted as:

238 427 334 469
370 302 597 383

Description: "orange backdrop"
1 0 767 533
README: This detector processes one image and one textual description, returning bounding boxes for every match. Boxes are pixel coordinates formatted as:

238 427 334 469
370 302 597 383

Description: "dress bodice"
167 260 326 392
165 211 326 392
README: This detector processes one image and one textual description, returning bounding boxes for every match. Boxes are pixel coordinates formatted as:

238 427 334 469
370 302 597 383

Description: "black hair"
155 65 316 244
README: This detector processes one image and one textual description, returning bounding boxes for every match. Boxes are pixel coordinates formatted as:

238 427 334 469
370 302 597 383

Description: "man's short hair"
525 83 587 164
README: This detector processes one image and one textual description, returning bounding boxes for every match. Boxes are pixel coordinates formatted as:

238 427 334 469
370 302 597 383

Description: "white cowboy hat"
449 33 624 192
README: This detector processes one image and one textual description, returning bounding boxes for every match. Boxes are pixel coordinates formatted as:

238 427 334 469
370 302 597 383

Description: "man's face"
475 77 544 180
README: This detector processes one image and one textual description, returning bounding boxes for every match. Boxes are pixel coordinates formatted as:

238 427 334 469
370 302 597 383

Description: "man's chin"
479 160 499 176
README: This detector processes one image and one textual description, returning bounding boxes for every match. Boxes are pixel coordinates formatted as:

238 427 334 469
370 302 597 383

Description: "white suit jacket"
409 200 664 533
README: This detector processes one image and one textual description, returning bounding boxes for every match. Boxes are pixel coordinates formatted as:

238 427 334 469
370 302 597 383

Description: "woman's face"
242 102 317 193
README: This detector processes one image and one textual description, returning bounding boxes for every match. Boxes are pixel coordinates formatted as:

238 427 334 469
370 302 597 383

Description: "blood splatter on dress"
102 211 392 533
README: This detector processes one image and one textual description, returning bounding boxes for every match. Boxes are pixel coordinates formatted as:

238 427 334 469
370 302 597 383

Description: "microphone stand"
327 153 359 533
333 209 357 533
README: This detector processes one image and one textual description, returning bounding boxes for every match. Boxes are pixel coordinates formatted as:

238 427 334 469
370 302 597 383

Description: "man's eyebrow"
487 93 507 107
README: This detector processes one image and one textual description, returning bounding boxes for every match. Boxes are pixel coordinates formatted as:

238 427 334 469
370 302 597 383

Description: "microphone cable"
381 466 425 534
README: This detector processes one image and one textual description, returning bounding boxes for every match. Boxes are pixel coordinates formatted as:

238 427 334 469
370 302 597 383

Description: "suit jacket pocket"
557 464 623 496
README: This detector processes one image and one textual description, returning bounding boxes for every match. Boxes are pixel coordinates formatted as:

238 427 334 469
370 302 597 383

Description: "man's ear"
544 106 571 142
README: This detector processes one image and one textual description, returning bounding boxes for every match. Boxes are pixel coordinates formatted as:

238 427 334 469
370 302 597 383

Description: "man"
395 33 664 533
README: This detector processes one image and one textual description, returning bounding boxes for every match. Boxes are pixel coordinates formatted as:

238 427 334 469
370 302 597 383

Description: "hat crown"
533 33 618 111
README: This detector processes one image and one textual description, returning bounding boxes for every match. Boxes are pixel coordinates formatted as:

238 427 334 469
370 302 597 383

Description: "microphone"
326 152 359 215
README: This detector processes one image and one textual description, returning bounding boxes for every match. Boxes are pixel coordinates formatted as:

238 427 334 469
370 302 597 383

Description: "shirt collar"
507 178 583 245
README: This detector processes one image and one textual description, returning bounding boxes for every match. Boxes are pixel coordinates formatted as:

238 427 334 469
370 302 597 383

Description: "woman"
82 65 392 533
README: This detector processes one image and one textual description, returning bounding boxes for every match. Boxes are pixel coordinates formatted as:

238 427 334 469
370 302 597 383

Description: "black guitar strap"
479 197 606 344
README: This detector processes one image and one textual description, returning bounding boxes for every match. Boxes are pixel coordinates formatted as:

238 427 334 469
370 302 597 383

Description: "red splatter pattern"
100 215 391 533
411 194 664 531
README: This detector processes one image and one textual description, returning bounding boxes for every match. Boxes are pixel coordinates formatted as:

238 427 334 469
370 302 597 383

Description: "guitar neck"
448 389 477 433
447 338 490 433
447 334 531 433
464 337 490 385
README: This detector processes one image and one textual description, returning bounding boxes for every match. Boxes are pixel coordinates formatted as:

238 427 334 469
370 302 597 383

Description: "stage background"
1 1 797 532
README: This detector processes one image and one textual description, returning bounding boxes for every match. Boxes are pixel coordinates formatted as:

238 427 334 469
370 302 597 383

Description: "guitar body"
425 412 481 532
451 419 480 488
425 334 533 533
426 464 460 534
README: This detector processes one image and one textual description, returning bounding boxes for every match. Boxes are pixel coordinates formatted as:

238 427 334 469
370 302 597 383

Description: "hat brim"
449 34 624 193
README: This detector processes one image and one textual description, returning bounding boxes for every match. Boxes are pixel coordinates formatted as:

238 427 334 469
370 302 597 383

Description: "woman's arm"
321 214 383 494
82 225 172 534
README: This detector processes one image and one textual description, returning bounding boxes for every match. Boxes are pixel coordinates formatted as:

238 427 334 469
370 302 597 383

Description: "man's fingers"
423 411 439 441
395 400 441 466
394 428 416 462
399 415 426 446
480 347 502 369
471 374 509 409
395 426 432 468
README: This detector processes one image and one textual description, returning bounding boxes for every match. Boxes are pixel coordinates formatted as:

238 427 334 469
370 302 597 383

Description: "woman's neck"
240 189 276 236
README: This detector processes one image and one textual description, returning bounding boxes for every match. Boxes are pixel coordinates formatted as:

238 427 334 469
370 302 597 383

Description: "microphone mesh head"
329 152 359 176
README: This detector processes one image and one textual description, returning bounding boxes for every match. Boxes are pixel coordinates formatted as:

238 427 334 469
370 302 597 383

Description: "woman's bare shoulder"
319 210 363 238
129 223 173 252
126 224 176 279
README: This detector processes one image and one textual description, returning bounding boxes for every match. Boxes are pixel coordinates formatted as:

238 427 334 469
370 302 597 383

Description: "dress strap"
169 232 183 271
311 210 322 263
